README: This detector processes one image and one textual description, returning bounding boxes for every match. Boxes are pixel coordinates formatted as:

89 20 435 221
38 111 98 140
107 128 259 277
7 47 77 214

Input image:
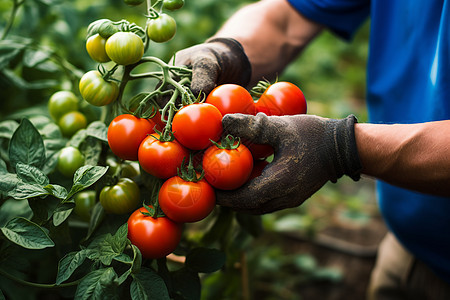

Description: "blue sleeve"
287 0 370 40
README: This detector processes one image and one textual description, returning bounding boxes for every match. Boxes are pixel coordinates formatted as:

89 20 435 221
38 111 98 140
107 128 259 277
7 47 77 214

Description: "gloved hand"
216 113 362 214
171 37 252 96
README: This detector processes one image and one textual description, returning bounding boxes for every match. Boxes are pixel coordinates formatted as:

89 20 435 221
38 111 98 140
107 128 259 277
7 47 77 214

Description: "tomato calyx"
211 134 241 150
177 154 204 183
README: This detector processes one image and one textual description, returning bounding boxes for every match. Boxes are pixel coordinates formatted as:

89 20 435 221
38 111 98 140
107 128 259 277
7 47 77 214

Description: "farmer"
172 0 450 299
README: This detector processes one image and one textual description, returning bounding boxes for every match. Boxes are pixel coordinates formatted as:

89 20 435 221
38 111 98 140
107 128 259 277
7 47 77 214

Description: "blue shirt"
287 0 450 282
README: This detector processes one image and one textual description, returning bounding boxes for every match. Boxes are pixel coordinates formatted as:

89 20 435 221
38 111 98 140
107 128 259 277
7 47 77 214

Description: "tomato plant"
73 190 97 221
99 177 140 214
48 91 79 121
86 33 110 63
127 206 183 259
58 111 88 137
172 103 223 150
79 70 119 106
105 31 144 65
206 83 256 116
57 146 85 178
203 135 253 190
255 81 307 116
107 114 157 161
138 133 189 179
147 14 177 43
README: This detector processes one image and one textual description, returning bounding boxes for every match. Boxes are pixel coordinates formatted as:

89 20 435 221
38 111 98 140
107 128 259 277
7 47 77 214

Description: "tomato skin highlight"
58 111 88 137
127 207 183 259
107 114 157 161
105 32 144 65
100 178 140 214
86 33 110 63
138 133 189 179
159 176 216 223
57 146 85 178
79 70 119 106
206 84 256 116
255 82 307 116
147 14 177 43
203 142 254 190
172 103 223 150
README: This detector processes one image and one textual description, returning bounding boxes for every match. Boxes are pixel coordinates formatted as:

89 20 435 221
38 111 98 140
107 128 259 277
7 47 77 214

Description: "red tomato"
244 141 274 160
248 159 270 181
206 84 256 116
172 103 223 150
107 114 158 161
255 82 307 116
127 207 183 259
202 140 253 190
138 133 189 179
158 176 216 223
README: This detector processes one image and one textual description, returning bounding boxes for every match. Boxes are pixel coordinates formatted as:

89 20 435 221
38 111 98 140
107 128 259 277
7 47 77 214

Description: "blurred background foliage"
1 0 378 298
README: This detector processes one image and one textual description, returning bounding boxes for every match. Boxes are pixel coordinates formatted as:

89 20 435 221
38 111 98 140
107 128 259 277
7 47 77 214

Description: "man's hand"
216 113 362 214
171 38 252 96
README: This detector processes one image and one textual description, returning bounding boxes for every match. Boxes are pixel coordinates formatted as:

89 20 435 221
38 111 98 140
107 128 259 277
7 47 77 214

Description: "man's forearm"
355 121 450 196
212 0 323 85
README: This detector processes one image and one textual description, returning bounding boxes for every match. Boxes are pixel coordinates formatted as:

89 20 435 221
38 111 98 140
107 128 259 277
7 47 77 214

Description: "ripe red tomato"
255 82 307 116
202 139 253 190
206 84 256 116
158 175 216 223
172 103 223 150
127 207 183 259
138 133 189 179
107 114 157 161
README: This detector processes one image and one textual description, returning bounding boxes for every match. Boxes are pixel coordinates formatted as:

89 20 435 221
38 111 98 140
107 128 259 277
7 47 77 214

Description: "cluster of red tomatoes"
106 81 307 259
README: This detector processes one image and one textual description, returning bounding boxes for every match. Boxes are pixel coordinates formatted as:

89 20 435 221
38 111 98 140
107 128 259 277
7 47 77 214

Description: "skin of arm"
212 0 450 197
212 0 323 85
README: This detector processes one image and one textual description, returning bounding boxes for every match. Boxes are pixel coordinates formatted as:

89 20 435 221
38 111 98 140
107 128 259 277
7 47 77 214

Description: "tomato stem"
0 268 81 289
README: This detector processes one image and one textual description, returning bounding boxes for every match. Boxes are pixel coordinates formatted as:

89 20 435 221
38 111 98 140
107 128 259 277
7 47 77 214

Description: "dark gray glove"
216 113 362 214
171 37 252 96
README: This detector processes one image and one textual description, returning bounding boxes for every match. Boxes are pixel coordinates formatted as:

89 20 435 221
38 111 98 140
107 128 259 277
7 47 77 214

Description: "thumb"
222 113 279 145
190 59 220 96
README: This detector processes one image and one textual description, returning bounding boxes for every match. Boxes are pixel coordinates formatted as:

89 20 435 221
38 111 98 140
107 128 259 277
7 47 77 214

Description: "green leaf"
56 250 88 285
69 129 87 149
44 184 68 200
87 224 129 266
80 137 102 166
16 163 49 186
9 118 46 170
115 244 142 285
8 181 49 200
0 160 6 174
0 217 54 249
23 48 51 68
0 41 26 69
85 202 105 240
0 120 18 139
130 268 170 300
67 165 108 199
28 197 60 223
0 173 20 196
86 121 108 142
185 248 226 273
171 268 201 300
53 202 75 226
75 268 119 300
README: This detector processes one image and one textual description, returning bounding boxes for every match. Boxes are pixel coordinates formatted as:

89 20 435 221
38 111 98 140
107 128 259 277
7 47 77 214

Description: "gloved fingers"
222 113 288 146
190 59 220 96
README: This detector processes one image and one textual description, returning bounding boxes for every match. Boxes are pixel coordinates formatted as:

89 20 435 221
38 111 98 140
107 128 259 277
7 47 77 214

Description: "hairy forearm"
355 121 450 196
212 0 323 85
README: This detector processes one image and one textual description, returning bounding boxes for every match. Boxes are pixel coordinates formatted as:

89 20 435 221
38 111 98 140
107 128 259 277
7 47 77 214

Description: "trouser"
367 232 450 300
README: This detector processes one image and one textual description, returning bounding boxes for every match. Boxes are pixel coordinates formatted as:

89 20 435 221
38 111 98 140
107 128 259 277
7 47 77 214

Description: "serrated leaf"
75 268 119 300
185 248 226 273
9 118 46 170
16 163 49 185
87 224 129 265
130 268 170 300
0 217 54 249
67 165 108 199
56 250 88 285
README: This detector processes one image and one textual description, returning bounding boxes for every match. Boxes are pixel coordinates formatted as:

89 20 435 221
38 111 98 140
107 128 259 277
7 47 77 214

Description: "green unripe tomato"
123 0 145 6
79 70 119 106
87 19 112 38
74 190 96 222
105 32 144 65
147 14 177 43
100 178 140 214
163 0 184 11
58 111 88 137
48 91 79 121
57 146 85 178
86 34 110 63
98 22 119 39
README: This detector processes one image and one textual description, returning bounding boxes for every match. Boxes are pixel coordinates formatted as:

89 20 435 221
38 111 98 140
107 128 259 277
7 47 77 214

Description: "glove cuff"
327 115 362 182
206 37 252 87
